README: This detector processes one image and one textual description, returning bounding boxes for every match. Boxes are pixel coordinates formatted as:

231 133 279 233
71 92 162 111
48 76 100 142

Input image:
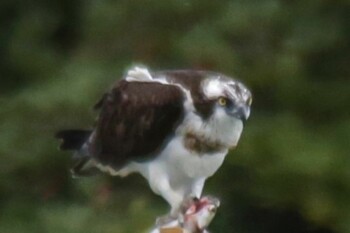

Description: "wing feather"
91 80 185 168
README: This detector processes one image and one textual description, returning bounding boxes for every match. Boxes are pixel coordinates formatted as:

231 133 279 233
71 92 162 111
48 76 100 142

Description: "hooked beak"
229 104 250 121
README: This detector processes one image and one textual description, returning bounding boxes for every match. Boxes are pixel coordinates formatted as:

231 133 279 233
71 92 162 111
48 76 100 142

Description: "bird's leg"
148 173 184 226
155 190 183 227
190 177 206 199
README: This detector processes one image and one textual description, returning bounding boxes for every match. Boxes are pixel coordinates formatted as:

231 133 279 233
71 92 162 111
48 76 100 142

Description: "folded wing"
92 80 185 169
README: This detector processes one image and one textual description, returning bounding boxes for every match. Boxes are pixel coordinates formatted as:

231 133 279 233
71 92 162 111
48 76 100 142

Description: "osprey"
56 66 252 217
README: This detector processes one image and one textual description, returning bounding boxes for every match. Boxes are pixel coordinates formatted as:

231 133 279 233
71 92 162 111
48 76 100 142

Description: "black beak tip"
231 106 250 121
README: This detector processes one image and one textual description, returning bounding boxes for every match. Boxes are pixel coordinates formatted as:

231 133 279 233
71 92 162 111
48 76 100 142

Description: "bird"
56 66 252 218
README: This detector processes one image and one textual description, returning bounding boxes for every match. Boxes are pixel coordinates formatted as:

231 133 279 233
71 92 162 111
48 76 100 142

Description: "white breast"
129 135 227 201
159 136 227 179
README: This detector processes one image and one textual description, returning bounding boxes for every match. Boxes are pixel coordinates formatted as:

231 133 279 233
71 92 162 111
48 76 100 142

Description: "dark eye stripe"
225 98 234 109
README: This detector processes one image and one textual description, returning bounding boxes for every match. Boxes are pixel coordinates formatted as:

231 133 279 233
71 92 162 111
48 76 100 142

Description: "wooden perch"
160 227 187 233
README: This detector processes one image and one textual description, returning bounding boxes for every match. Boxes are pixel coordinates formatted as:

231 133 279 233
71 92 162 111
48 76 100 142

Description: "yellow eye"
218 97 227 106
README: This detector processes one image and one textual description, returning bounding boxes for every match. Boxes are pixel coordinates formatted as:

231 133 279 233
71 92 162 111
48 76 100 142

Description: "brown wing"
91 80 185 169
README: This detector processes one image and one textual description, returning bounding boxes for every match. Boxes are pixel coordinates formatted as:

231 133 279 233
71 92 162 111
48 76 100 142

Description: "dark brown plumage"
155 70 217 118
92 80 185 168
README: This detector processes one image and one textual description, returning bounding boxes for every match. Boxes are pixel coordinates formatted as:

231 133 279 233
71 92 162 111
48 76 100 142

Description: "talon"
180 196 199 214
181 196 220 232
208 205 216 212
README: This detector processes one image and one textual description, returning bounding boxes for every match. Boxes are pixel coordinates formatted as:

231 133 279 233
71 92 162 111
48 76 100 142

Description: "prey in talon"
182 196 220 233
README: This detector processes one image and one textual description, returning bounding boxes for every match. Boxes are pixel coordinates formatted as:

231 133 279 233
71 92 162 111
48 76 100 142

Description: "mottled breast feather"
92 80 185 168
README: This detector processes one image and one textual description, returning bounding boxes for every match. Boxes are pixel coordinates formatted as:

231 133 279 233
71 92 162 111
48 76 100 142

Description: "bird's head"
154 69 252 152
202 76 252 122
186 74 252 150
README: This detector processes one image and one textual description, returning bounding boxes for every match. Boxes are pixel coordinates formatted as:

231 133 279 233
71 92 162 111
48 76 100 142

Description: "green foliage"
0 0 349 232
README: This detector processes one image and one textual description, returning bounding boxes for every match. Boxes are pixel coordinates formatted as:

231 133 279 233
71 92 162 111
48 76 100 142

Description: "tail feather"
71 157 101 177
55 129 92 150
56 129 99 177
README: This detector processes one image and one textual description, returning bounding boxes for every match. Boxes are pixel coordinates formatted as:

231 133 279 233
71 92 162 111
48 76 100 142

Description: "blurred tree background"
0 0 349 232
